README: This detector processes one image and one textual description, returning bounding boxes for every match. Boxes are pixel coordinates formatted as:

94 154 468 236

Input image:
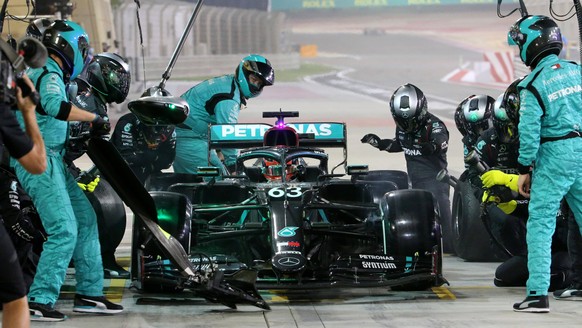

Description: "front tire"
384 189 439 255
383 189 442 291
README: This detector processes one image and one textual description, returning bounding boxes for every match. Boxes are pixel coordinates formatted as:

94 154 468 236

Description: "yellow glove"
482 189 500 203
481 190 517 214
77 174 100 193
480 170 518 192
498 200 518 214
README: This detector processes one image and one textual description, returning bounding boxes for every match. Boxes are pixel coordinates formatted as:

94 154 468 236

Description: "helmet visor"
494 106 518 144
263 160 283 181
262 160 295 181
247 61 274 86
395 116 421 133
243 60 274 95
142 126 169 149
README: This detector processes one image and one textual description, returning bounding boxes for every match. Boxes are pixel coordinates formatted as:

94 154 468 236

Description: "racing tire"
384 189 438 254
383 189 440 291
86 178 126 257
452 180 508 262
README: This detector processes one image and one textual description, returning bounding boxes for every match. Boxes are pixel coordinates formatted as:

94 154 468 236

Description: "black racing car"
89 111 446 310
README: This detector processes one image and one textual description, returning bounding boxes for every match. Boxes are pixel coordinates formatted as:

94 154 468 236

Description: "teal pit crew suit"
173 54 274 175
173 74 244 174
517 54 582 297
11 58 104 306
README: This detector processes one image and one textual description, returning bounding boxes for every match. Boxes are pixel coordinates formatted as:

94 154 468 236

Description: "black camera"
0 37 47 105
0 46 16 105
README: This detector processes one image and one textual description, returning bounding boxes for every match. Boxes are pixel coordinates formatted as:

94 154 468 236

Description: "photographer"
1 64 45 327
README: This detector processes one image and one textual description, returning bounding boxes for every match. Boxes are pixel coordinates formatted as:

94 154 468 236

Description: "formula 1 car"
88 111 446 310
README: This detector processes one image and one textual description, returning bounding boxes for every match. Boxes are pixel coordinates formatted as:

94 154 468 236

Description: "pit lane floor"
31 256 582 327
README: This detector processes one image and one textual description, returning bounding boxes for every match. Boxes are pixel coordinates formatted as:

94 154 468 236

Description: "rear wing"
208 122 347 150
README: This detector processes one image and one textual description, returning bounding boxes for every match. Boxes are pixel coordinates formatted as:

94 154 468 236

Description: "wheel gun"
464 150 490 174
464 150 519 202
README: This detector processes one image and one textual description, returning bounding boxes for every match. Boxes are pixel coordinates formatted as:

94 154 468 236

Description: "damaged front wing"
87 138 270 310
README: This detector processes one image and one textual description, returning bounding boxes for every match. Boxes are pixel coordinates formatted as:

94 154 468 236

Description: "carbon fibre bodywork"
133 114 446 293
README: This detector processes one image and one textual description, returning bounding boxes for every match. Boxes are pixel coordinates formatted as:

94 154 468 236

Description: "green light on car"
157 209 175 224
156 208 178 238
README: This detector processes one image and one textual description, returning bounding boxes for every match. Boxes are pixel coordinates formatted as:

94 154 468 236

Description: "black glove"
361 134 393 151
361 134 381 148
90 115 111 137
377 139 393 151
10 207 46 242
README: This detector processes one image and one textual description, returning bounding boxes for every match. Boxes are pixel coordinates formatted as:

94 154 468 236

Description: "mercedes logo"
277 256 301 267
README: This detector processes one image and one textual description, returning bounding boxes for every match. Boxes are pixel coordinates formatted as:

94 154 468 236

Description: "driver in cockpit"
261 159 300 182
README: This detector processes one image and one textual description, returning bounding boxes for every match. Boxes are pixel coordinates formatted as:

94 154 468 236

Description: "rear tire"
87 178 126 257
452 180 508 262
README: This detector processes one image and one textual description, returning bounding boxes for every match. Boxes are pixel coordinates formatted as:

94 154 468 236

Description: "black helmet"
26 18 54 40
508 15 562 68
234 54 275 99
42 20 90 80
493 77 523 144
140 123 175 149
389 83 428 133
459 94 494 142
455 98 468 137
85 53 131 104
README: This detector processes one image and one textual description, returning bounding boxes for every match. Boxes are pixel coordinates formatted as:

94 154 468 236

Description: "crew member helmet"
389 83 428 133
85 53 131 104
459 94 494 142
42 20 90 80
26 18 54 40
454 98 469 137
139 121 175 150
235 54 274 99
493 77 523 144
508 15 562 68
